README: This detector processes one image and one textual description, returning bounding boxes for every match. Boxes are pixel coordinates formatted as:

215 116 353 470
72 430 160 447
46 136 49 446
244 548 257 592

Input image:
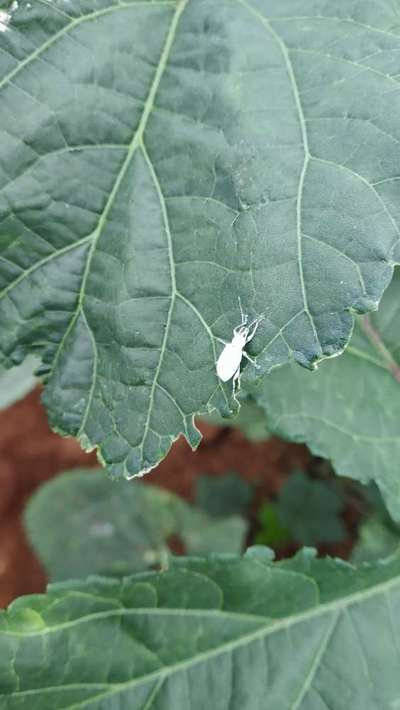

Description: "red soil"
1 386 350 608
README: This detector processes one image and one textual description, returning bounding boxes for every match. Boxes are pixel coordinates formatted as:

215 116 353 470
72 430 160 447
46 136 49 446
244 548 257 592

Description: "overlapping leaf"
199 396 271 441
1 0 399 476
1 548 400 708
255 269 400 519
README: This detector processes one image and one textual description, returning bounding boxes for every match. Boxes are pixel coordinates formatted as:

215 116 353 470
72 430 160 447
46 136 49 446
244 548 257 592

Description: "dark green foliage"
195 472 253 517
256 270 400 520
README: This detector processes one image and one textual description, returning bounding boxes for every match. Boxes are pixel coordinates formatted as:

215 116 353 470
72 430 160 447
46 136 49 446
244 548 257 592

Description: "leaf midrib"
136 143 177 465
274 412 400 443
5 568 399 636
345 315 400 378
74 0 187 442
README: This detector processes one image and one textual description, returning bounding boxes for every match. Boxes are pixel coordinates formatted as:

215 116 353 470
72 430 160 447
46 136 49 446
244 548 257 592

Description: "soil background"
0 387 357 608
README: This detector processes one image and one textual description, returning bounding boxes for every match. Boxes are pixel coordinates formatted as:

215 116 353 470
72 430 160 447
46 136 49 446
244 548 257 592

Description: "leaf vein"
311 155 400 246
0 144 129 198
0 234 94 301
138 142 177 461
302 233 367 297
238 0 322 357
3 574 400 705
69 0 187 450
289 612 339 710
0 2 174 94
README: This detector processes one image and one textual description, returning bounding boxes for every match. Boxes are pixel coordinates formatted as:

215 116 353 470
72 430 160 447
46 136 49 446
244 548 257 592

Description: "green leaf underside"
1 1 400 476
352 515 400 564
24 468 247 580
256 269 400 520
2 550 400 708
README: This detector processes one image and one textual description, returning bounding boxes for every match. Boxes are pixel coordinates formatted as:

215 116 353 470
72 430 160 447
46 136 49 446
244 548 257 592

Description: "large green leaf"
199 396 271 441
2 548 400 708
255 269 400 520
1 0 399 477
24 468 247 580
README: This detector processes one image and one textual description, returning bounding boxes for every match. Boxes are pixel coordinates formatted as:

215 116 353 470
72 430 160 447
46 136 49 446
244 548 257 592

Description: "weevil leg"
232 365 241 395
242 350 260 368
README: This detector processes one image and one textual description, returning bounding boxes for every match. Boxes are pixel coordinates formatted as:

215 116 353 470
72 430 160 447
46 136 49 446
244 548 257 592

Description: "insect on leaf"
0 0 399 476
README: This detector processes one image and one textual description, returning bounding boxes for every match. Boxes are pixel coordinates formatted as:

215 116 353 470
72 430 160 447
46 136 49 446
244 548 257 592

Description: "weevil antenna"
246 314 265 342
247 313 264 329
238 295 247 326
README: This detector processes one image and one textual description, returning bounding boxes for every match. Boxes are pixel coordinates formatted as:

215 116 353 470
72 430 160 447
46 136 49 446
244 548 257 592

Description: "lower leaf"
1 549 400 708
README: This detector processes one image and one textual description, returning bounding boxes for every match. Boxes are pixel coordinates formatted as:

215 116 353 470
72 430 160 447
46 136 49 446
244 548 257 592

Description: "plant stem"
359 315 400 382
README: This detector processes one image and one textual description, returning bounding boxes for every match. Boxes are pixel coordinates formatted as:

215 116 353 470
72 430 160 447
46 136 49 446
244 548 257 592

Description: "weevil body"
216 333 249 382
216 299 263 392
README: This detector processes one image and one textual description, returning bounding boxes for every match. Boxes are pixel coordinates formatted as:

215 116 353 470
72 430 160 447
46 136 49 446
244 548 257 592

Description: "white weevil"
216 298 264 392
